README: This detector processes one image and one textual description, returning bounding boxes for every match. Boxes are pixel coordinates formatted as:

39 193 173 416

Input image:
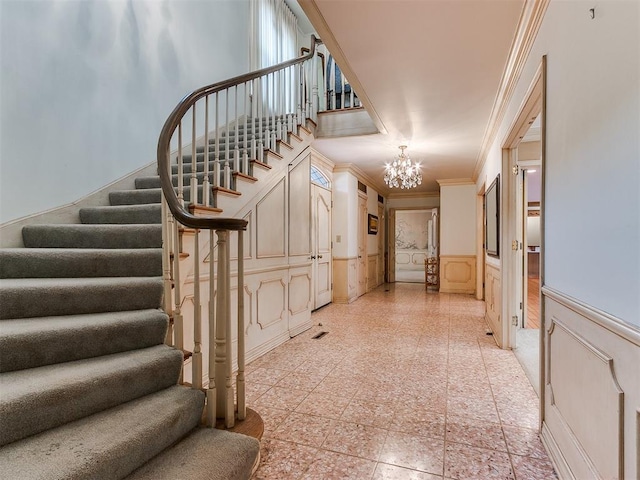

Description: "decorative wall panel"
256 278 286 330
289 272 311 316
256 179 286 258
440 255 476 294
288 154 311 256
485 263 501 347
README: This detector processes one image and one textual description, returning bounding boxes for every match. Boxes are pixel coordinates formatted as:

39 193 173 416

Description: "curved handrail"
157 35 320 231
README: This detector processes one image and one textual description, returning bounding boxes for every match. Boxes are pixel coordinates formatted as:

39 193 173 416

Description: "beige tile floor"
249 283 557 479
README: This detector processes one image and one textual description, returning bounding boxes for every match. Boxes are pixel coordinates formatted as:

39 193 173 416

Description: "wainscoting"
367 254 378 292
440 255 476 295
333 257 357 303
485 262 502 347
542 287 640 480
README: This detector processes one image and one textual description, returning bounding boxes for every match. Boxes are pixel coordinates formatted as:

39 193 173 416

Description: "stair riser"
136 173 219 190
110 190 162 206
0 278 163 320
0 310 169 373
0 347 183 446
22 225 162 248
0 249 162 278
80 205 161 224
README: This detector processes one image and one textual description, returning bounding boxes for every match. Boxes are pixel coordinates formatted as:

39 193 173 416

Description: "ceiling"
296 0 525 196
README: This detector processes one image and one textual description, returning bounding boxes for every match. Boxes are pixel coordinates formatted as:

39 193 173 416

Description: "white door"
388 209 396 283
512 162 525 347
357 195 367 297
312 184 332 309
377 204 384 286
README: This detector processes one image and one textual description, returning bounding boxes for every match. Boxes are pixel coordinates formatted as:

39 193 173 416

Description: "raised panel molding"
333 257 358 304
288 154 311 256
440 255 476 294
256 278 286 330
367 254 377 292
348 259 357 300
485 263 502 347
256 179 286 258
542 292 639 480
289 272 312 316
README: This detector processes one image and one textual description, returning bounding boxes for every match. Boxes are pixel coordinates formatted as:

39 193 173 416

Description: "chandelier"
384 145 422 189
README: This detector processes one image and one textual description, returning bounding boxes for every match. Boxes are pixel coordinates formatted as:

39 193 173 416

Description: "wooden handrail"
157 35 320 231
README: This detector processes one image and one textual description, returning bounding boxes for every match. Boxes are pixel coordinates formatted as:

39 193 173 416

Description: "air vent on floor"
312 331 329 340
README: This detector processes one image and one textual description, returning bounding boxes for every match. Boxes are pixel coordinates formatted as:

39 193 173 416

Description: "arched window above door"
310 165 331 189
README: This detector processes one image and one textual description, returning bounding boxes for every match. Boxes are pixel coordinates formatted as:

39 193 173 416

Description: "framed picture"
485 174 500 257
368 214 378 235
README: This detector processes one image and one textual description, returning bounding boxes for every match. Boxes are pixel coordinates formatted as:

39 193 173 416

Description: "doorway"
501 59 546 405
311 183 332 310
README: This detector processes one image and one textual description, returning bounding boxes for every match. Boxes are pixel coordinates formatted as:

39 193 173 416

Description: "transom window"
310 165 330 189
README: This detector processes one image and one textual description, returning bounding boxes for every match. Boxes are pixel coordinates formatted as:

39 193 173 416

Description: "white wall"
439 184 476 255
0 0 250 224
387 195 440 210
331 170 357 257
478 0 639 325
366 185 379 255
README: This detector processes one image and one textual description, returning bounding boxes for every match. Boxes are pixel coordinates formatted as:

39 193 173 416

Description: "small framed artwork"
368 214 378 235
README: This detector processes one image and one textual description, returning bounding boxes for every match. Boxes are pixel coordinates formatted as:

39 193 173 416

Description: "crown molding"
473 0 550 180
333 163 385 194
387 191 440 200
298 0 388 135
436 178 475 187
310 148 335 172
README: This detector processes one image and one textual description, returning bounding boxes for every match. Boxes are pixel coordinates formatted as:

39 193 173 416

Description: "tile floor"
248 283 557 479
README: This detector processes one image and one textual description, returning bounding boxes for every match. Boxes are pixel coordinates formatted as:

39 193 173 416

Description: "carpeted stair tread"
109 189 163 206
125 427 260 480
79 204 161 224
0 309 168 373
22 224 162 249
171 160 218 175
135 171 217 190
0 248 162 278
0 277 163 319
0 386 204 480
109 187 203 206
0 345 183 446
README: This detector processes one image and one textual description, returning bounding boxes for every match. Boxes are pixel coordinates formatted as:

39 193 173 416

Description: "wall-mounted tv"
486 174 500 257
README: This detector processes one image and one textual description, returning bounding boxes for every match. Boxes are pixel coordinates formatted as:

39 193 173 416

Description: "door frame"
500 56 546 426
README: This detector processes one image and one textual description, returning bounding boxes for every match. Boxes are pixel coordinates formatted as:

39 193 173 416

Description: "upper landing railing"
157 36 321 428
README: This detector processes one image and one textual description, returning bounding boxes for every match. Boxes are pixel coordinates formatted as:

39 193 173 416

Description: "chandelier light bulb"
384 145 423 189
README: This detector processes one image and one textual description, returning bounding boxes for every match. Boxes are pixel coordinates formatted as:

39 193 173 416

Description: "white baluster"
215 230 234 428
206 229 216 427
214 93 220 188
192 228 202 389
191 104 198 205
203 95 210 206
234 85 240 176
236 229 246 420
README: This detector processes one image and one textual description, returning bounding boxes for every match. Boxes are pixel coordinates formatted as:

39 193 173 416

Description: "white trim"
542 285 640 347
541 423 577 480
473 0 550 180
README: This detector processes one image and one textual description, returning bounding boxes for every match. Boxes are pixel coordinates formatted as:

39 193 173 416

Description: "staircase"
0 150 260 479
0 35 322 479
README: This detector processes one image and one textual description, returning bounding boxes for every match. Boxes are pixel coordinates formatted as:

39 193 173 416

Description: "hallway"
248 284 556 479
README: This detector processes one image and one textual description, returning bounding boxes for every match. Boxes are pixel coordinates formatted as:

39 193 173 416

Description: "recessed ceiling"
298 0 525 195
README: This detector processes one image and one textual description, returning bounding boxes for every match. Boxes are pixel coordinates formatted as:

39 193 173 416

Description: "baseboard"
0 160 157 247
289 320 312 338
245 331 290 365
541 422 575 480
